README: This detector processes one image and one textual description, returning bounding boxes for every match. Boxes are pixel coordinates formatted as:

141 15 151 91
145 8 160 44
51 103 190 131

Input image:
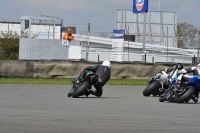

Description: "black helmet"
175 63 183 70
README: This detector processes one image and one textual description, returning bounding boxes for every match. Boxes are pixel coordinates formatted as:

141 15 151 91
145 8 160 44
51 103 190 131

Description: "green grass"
0 78 148 86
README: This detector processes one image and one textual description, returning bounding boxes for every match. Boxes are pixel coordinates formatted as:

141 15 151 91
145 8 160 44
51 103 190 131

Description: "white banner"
111 52 123 62
112 39 124 48
111 39 124 62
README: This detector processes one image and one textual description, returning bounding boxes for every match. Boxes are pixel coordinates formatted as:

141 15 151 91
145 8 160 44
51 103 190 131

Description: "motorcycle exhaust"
159 88 163 92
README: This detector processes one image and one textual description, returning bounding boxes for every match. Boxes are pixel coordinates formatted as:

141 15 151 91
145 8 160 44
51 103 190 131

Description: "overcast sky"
0 0 199 32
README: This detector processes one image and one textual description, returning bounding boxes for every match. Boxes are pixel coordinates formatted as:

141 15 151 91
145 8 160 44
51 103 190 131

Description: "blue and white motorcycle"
159 69 199 103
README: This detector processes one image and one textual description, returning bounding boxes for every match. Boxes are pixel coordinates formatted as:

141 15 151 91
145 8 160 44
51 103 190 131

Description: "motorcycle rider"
159 63 185 96
185 63 200 76
175 63 200 102
176 63 200 84
161 63 199 102
165 63 184 81
147 63 183 85
68 60 111 97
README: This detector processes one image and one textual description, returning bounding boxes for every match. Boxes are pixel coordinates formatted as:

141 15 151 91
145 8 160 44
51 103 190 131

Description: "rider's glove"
168 78 172 83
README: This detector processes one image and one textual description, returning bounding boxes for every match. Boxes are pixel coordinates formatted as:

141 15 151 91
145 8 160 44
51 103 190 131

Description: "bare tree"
177 22 198 48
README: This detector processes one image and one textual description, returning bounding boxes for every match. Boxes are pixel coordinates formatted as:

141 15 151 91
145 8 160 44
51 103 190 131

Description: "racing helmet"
197 63 200 68
102 60 111 68
175 63 183 70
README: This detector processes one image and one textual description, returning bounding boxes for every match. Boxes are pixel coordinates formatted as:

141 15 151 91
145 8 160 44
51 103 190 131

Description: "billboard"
112 30 125 62
113 30 125 39
133 0 148 13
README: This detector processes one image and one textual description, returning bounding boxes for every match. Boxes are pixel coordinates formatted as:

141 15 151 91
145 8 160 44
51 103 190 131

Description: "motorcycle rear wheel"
143 81 161 96
175 86 195 103
72 81 90 98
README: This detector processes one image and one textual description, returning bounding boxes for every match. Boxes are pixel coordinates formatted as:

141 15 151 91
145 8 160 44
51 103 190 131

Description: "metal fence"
81 50 195 64
0 19 199 64
75 31 198 63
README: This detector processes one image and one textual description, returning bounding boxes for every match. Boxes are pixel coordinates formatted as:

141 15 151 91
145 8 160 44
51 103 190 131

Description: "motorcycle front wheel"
72 81 90 98
143 81 161 96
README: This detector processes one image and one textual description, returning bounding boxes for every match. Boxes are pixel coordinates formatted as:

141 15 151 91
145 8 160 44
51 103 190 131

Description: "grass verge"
0 78 148 86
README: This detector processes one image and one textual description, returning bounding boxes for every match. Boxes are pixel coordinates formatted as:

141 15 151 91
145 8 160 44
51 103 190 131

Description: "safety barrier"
0 60 195 79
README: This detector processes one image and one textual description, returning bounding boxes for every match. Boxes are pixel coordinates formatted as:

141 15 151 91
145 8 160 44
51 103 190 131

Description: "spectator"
63 28 74 41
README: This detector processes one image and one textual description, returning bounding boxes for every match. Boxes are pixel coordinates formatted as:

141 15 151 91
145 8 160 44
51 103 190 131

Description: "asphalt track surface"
0 85 200 133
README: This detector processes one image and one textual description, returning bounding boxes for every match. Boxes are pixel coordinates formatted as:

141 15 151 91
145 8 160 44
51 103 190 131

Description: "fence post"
194 54 196 63
152 51 155 63
98 53 99 62
152 56 154 63
86 23 90 61
198 48 200 63
60 19 63 39
145 53 146 63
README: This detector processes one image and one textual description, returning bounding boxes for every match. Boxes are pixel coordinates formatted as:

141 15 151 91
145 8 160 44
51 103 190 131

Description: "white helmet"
102 60 111 68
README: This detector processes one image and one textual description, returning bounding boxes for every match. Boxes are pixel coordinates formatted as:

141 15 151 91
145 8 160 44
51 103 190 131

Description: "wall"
19 36 196 63
0 60 196 79
19 39 81 60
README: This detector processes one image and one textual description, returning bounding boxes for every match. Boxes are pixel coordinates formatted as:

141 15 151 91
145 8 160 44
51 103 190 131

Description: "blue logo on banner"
133 0 148 13
113 30 125 39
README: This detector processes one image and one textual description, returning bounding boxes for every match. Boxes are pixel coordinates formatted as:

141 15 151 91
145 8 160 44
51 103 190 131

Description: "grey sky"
0 0 199 32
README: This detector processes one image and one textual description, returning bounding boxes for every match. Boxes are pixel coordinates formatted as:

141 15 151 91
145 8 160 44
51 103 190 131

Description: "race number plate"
62 40 69 46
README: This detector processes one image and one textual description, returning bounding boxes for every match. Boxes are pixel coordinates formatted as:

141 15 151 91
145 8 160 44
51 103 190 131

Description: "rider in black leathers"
184 63 200 76
70 60 111 97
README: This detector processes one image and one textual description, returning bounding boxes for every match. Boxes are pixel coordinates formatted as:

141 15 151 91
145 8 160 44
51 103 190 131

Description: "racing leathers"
77 65 111 97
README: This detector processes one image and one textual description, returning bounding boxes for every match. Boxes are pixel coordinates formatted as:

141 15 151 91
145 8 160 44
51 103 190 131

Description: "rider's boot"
191 95 198 103
84 86 92 97
161 87 169 98
160 92 167 98
89 90 101 97
89 90 95 95
88 86 92 90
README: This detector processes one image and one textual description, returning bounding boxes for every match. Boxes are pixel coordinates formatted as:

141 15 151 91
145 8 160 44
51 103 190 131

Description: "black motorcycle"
67 71 99 98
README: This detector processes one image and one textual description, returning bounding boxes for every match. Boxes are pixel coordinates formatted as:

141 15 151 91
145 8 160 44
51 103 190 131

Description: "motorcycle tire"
175 86 195 103
143 81 161 96
72 81 90 98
